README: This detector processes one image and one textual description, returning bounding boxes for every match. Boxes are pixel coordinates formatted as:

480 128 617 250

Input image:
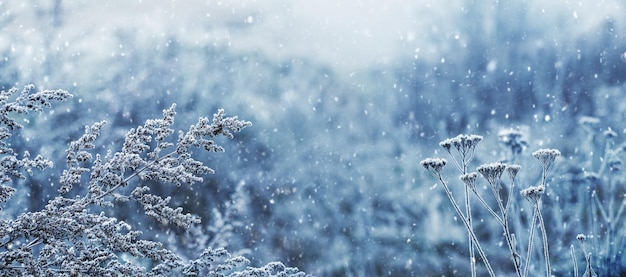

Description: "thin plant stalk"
468 188 504 225
465 185 476 277
535 203 551 277
530 149 558 277
436 174 496 277
476 163 522 277
523 204 538 277
467 179 521 276
440 134 482 277
571 244 579 277
504 172 523 276
494 184 522 277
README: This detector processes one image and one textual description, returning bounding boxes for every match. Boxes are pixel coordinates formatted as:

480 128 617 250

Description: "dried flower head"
440 134 482 151
439 134 483 172
477 163 507 186
420 158 447 176
498 129 528 156
520 185 544 202
460 172 478 191
505 164 521 181
532 148 560 172
439 138 453 152
576 234 586 241
603 128 618 139
578 116 600 131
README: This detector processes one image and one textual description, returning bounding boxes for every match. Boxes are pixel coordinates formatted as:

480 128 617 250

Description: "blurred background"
1 0 625 275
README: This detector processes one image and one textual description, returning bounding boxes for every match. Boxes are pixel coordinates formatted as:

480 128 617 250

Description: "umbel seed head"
439 134 483 153
477 162 507 185
520 185 544 202
506 164 521 181
532 148 560 171
420 158 447 175
460 172 478 191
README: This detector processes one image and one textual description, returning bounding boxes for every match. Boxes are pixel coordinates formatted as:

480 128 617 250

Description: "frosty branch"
0 85 308 276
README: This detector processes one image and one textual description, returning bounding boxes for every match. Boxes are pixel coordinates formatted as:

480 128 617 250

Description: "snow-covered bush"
0 85 308 276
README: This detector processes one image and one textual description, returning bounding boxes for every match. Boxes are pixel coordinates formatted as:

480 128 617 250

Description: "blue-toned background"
1 1 625 275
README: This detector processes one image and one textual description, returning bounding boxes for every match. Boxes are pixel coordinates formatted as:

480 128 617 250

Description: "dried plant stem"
504 178 523 277
436 175 496 277
492 182 523 277
571 245 578 277
470 191 504 225
535 203 551 277
465 185 476 277
522 200 550 277
502 216 522 277
470 183 522 277
523 204 538 277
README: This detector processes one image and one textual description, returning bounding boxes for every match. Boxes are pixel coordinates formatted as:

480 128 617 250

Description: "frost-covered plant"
421 155 495 277
497 129 528 163
576 117 626 276
0 85 308 276
571 234 598 277
436 134 484 277
421 133 563 277
0 85 69 203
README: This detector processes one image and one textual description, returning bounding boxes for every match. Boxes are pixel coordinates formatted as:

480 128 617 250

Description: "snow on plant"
421 133 585 277
575 117 626 276
0 85 308 276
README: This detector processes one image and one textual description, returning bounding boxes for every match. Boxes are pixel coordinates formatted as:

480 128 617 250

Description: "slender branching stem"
436 174 496 277
535 203 551 277
465 185 476 277
523 201 538 277
502 216 522 277
616 198 626 225
593 193 610 224
504 176 523 277
469 190 504 226
571 245 578 277
489 181 522 277
471 178 521 277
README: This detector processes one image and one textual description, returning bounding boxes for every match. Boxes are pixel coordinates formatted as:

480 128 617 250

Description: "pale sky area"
2 0 624 76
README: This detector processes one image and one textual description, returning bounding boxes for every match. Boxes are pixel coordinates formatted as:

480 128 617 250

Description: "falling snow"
1 0 625 276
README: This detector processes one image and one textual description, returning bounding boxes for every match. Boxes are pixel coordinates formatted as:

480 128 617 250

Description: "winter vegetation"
421 134 617 276
1 1 626 276
0 85 311 275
